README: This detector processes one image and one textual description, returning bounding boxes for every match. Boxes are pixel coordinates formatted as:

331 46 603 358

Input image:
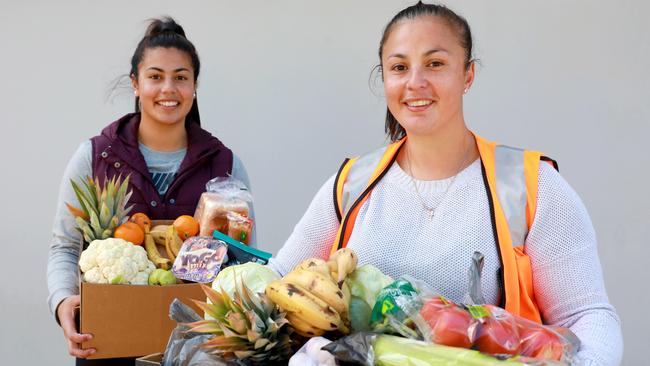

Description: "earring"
193 92 196 98
463 88 469 94
134 90 138 96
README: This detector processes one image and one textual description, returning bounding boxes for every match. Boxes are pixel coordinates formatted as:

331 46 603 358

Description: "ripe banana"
285 311 326 337
329 248 358 286
150 224 170 232
341 280 351 314
150 230 167 246
283 269 348 315
144 233 171 270
295 258 331 278
339 281 352 334
265 280 341 331
165 226 183 257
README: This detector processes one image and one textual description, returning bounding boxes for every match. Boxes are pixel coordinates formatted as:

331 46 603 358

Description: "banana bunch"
265 248 358 337
144 224 183 269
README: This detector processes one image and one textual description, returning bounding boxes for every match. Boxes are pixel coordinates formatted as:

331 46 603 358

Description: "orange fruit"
173 215 200 240
114 221 145 245
129 212 151 233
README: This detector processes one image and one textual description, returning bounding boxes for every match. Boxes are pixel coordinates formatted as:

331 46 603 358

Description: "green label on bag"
467 305 490 319
370 280 418 323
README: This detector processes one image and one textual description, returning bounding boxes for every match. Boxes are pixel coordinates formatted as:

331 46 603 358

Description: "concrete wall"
1 1 646 363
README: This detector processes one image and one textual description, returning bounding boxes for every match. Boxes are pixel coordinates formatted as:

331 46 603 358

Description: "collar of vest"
99 113 227 176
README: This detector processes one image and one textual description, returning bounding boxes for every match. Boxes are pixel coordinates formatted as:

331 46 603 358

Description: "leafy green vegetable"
349 296 372 332
212 262 280 299
345 264 393 309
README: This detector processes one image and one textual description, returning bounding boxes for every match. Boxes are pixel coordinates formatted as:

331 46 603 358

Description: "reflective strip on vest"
494 145 528 247
332 134 553 323
339 146 388 216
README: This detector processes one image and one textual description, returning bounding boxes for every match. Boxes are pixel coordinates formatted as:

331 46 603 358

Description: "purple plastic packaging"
171 236 228 283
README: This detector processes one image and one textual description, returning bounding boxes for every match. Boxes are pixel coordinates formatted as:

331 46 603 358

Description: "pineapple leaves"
186 320 222 334
70 178 96 218
187 275 292 363
89 209 103 238
225 312 248 335
69 174 133 244
99 202 111 228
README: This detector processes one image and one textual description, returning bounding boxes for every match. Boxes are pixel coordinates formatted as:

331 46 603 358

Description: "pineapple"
67 175 133 244
188 281 293 365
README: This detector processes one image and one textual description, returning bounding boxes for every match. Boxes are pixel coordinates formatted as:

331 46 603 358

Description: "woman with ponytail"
47 17 254 364
271 2 622 365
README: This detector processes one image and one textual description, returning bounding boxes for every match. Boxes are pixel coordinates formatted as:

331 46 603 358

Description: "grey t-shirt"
139 143 186 196
47 140 256 317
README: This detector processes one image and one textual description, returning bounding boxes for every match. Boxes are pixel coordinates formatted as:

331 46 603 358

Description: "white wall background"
1 0 647 364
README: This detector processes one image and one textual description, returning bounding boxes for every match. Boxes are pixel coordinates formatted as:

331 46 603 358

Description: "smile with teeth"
405 99 432 107
157 100 179 107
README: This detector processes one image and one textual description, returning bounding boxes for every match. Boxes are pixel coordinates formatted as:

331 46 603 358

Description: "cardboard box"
80 281 204 359
135 352 163 365
79 220 205 359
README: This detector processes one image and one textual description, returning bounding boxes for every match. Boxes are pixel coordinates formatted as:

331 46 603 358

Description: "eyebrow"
146 67 191 73
387 48 449 59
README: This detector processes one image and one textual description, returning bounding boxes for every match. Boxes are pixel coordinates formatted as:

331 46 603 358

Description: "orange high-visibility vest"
330 133 558 323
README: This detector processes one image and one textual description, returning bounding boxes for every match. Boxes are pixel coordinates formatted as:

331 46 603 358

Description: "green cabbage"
212 262 280 298
345 264 393 309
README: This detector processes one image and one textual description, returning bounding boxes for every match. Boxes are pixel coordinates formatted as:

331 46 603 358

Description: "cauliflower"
79 238 155 285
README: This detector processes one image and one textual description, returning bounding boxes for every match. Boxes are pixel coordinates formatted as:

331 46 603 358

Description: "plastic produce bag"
323 332 540 366
401 253 579 363
162 299 239 366
194 176 253 242
365 253 580 364
288 337 336 366
369 275 440 339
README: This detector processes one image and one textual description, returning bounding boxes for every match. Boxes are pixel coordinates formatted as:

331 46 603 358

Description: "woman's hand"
57 295 96 358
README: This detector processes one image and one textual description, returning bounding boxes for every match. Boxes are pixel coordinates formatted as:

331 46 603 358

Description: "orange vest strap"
331 139 405 256
330 133 553 323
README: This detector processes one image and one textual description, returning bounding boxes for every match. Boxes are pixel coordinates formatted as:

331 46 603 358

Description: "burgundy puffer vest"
90 113 233 219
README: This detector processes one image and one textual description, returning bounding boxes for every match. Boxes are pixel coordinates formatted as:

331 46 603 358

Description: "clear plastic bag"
194 177 253 240
287 337 336 366
366 253 580 364
323 332 545 366
461 252 580 362
162 299 239 366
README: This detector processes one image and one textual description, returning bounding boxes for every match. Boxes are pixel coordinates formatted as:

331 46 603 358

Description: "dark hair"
379 2 474 141
131 17 202 124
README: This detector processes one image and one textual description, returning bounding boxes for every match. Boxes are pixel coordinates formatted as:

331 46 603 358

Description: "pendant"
427 209 435 220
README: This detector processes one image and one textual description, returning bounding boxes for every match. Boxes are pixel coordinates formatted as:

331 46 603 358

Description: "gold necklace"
405 139 473 220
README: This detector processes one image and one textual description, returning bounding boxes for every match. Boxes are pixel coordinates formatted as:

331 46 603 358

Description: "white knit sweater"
268 158 622 365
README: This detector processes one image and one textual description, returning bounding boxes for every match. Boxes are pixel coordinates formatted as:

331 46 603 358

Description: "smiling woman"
269 2 623 365
46 17 255 365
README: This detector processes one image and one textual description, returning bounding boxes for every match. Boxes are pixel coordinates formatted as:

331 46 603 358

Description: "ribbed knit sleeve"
267 174 339 276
